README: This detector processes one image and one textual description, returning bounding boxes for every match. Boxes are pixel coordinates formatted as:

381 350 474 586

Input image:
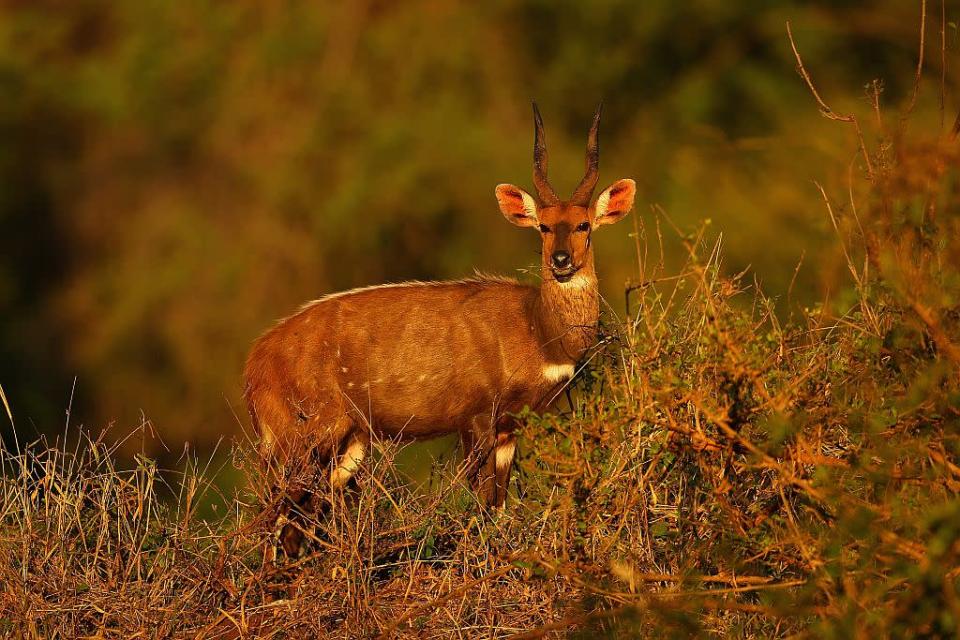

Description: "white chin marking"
496 441 516 470
542 363 575 383
557 273 592 289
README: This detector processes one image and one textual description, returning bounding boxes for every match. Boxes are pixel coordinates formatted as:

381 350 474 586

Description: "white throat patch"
542 363 575 383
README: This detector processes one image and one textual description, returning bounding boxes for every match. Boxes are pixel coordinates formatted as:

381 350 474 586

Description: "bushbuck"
244 103 636 557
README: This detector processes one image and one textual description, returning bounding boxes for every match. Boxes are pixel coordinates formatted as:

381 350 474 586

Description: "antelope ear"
495 184 539 227
593 179 636 227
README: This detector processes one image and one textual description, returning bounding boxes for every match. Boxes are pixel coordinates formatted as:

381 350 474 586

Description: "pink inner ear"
607 180 636 212
496 186 528 216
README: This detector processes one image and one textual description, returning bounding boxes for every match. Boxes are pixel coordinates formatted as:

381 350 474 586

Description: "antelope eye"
538 224 551 233
576 221 590 232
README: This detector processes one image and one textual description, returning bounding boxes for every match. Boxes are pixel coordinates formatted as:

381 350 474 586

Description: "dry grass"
3 33 960 639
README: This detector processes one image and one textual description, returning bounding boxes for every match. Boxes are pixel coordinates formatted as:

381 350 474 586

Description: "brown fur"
243 106 636 557
244 276 588 459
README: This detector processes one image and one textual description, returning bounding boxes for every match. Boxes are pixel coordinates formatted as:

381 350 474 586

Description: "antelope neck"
535 259 599 364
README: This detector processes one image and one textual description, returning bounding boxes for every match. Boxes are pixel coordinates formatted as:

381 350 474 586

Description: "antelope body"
244 104 635 557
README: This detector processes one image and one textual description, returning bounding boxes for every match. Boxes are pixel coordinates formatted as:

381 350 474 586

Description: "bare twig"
902 0 927 124
786 21 874 177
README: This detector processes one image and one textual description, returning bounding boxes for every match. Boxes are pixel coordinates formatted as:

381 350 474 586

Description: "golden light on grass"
2 6 959 638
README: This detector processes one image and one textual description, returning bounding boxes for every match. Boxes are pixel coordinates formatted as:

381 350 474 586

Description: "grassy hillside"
3 28 960 640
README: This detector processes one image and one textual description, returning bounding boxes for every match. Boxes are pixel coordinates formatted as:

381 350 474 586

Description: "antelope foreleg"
462 418 499 508
330 434 366 490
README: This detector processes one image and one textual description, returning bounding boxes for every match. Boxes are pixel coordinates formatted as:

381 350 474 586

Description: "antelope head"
495 103 636 285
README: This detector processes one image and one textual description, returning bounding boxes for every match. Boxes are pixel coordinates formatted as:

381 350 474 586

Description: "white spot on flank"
542 363 575 383
418 374 426 382
341 367 349 373
496 440 516 470
347 382 354 388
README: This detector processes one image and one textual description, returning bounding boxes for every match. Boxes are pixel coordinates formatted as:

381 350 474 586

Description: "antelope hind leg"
275 415 357 558
493 432 517 508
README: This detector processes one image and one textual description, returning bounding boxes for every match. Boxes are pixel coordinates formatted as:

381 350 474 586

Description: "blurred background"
0 1 949 460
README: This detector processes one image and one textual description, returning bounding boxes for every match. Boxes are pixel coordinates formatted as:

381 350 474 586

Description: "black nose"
551 251 571 269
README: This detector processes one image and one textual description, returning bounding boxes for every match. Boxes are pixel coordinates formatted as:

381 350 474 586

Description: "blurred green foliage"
0 1 948 454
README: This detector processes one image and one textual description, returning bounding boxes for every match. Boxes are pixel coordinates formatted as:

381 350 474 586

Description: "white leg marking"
258 424 276 458
496 439 516 471
330 439 365 489
542 363 575 383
